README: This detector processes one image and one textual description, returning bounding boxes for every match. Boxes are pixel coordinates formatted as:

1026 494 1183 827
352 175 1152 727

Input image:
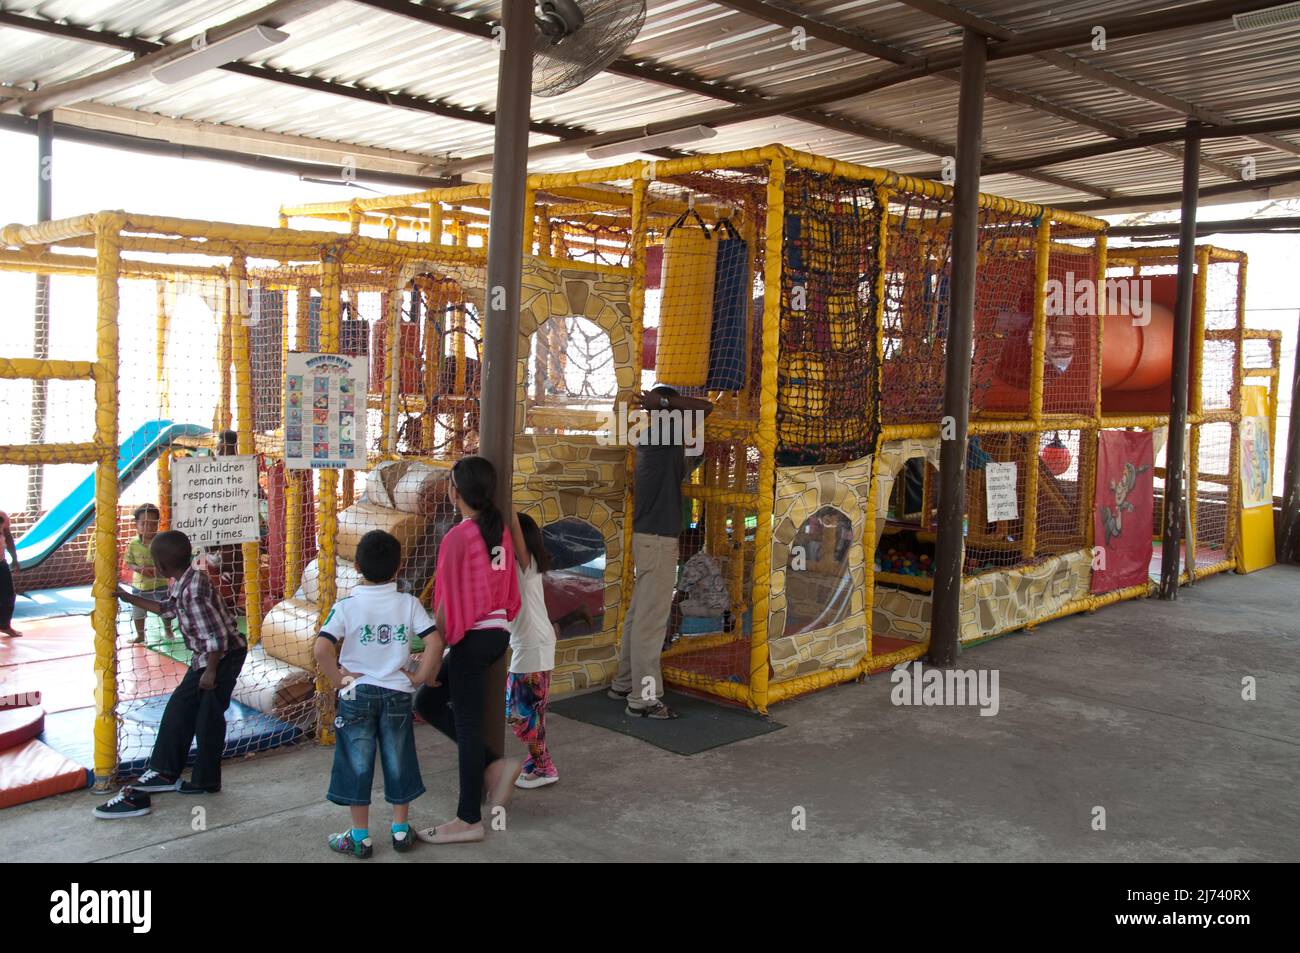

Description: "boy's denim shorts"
327 683 426 806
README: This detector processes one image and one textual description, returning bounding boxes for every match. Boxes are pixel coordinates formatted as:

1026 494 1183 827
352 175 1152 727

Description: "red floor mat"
0 705 45 749
0 616 96 666
0 640 188 715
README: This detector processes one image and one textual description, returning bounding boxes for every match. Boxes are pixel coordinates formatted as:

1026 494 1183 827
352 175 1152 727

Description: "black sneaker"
130 769 179 793
626 701 679 720
606 687 630 700
178 780 220 794
392 827 414 853
93 788 152 819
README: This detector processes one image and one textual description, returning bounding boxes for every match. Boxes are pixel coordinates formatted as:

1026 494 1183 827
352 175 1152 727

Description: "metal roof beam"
913 114 1300 179
1058 168 1300 213
898 0 1300 161
709 2 1217 197
0 11 589 141
2 0 339 117
0 112 450 189
357 0 1110 195
438 0 1282 173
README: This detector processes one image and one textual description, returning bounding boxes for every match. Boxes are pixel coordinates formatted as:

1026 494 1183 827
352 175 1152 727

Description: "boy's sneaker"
177 781 220 794
93 788 152 819
606 687 630 700
130 769 179 793
391 827 414 853
328 830 373 859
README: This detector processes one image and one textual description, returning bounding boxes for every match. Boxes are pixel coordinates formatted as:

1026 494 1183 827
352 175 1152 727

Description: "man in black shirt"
608 385 713 719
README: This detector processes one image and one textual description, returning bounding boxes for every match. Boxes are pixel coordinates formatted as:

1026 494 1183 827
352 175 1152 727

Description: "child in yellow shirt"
124 504 173 644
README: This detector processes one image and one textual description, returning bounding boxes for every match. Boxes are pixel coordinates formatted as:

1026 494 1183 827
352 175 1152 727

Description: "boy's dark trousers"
148 648 247 787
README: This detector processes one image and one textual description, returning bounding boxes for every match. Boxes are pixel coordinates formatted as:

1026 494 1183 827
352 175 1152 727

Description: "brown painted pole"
929 29 986 667
1279 310 1300 564
1159 122 1202 599
478 0 533 761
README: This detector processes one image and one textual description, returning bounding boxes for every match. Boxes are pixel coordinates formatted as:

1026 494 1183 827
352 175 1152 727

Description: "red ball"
1040 435 1072 476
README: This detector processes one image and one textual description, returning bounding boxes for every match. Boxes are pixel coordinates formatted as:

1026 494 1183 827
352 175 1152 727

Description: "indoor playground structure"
0 143 1283 801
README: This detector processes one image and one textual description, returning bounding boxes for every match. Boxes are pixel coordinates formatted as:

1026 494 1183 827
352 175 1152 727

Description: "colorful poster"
1091 430 1154 594
1239 414 1272 510
1237 385 1276 573
171 456 261 547
285 351 368 470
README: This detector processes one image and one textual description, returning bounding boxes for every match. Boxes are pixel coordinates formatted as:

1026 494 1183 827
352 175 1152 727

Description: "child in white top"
506 510 559 788
314 529 440 858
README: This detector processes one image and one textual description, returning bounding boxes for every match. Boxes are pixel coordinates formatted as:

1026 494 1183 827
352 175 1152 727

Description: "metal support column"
930 29 987 666
1159 122 1201 599
1280 310 1300 564
478 0 534 761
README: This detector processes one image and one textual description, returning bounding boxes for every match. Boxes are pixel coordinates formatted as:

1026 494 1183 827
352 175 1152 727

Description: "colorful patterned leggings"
506 670 555 777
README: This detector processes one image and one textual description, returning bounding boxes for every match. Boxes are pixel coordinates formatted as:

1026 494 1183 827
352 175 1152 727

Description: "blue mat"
12 586 95 621
41 696 304 777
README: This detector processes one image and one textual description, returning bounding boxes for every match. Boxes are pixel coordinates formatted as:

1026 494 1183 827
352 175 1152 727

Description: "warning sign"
171 456 261 547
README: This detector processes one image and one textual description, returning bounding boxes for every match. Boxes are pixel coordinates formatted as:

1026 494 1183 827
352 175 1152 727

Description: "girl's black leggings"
413 628 510 824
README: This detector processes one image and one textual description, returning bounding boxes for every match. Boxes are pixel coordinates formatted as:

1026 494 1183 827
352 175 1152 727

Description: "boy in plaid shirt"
95 530 248 818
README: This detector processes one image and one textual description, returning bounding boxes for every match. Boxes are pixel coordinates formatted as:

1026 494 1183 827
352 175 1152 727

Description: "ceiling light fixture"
152 25 290 85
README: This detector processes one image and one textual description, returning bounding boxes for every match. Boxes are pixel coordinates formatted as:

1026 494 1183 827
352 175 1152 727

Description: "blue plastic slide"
14 420 211 570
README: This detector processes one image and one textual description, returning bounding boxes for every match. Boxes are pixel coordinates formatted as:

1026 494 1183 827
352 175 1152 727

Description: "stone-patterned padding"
510 258 634 695
513 436 627 694
515 258 635 433
873 436 940 547
768 454 873 680
874 548 1093 643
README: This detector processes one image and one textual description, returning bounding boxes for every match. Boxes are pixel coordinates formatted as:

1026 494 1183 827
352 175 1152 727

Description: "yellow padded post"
748 158 786 714
230 252 264 645
316 250 343 745
156 280 172 530
92 214 123 784
1022 219 1050 561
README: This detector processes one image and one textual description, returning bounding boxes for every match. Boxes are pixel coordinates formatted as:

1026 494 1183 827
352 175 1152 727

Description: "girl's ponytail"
451 456 505 559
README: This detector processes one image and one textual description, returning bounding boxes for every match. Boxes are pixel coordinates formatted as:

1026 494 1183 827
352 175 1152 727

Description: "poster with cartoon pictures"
1239 413 1272 510
285 351 368 470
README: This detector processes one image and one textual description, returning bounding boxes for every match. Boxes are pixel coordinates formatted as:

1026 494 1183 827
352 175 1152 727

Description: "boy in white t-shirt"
314 529 439 858
506 511 559 789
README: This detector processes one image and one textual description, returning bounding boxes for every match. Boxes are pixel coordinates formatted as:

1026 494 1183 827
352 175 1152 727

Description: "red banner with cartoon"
1091 430 1154 593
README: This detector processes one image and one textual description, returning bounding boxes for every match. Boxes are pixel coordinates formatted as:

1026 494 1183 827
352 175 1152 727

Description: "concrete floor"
6 564 1298 863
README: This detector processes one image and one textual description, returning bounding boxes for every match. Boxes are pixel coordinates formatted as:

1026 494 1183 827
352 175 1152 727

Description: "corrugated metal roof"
1 0 1298 207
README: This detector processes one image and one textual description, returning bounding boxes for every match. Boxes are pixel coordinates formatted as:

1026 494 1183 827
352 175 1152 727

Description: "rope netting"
637 167 768 690
778 170 882 466
881 200 1041 424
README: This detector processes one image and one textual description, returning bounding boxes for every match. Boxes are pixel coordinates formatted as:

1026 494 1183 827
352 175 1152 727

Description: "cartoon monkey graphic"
1100 461 1151 546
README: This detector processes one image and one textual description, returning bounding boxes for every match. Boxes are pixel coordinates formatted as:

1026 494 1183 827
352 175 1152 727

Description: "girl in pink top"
414 456 522 844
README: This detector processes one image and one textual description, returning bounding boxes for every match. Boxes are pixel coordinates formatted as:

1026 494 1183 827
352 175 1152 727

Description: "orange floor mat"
0 738 91 808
